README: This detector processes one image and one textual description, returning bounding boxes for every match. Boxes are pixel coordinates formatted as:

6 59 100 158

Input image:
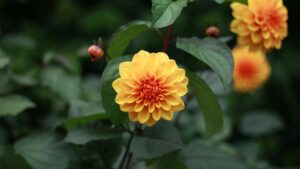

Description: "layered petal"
112 50 188 126
233 47 271 93
230 0 288 51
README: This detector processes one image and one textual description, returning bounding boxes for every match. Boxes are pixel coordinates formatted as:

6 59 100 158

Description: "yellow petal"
155 101 161 108
262 31 271 39
119 62 133 78
132 50 150 66
152 111 161 121
126 95 137 103
274 40 282 49
138 109 150 123
237 36 252 46
134 103 144 112
128 112 138 121
169 84 188 96
123 78 137 88
251 32 262 44
264 39 273 49
180 77 189 86
248 0 262 13
248 22 259 32
165 95 181 106
164 60 177 76
172 99 185 112
115 93 127 104
148 104 155 113
145 116 157 127
155 52 170 63
230 20 240 33
120 103 135 112
148 52 170 73
160 100 171 111
112 78 136 94
234 22 251 36
112 79 124 93
231 3 252 23
176 69 186 82
161 110 173 121
164 69 186 86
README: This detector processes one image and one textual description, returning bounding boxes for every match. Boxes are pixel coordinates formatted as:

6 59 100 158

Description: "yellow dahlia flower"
231 0 288 51
233 47 271 93
112 50 188 126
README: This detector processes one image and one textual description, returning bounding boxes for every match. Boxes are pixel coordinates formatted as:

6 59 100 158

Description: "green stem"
119 123 140 169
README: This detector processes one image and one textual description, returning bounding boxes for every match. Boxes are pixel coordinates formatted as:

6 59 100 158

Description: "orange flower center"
237 60 257 79
267 11 281 28
258 9 281 30
135 76 165 105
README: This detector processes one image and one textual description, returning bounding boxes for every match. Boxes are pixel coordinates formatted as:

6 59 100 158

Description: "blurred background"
0 0 299 168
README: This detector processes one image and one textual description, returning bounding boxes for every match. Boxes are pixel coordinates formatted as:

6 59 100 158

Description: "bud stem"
163 24 174 53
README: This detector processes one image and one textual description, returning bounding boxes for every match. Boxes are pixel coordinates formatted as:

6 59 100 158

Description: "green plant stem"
119 123 140 169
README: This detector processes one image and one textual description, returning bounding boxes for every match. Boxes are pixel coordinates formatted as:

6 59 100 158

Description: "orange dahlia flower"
112 50 188 126
231 0 288 51
233 47 271 93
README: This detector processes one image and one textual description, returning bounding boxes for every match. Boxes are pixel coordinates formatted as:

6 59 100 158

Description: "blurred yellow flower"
230 0 288 51
112 50 188 126
233 47 271 93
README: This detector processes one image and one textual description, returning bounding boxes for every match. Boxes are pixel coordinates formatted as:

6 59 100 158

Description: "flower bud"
206 26 220 38
88 45 104 61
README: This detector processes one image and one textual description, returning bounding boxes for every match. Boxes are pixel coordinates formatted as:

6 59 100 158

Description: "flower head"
233 47 271 93
206 26 220 38
88 45 104 61
112 50 188 126
231 0 288 51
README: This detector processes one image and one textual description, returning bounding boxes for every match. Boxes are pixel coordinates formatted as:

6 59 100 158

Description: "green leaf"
0 146 30 169
214 0 247 4
209 117 232 142
240 111 283 137
155 151 187 169
231 0 247 4
0 72 13 95
131 121 184 159
82 75 102 102
11 71 37 86
107 21 151 58
0 48 10 69
41 67 81 102
151 0 187 28
0 95 35 116
201 71 231 96
68 100 106 118
214 0 226 4
176 37 233 85
65 114 108 129
99 139 123 168
65 100 109 128
100 56 131 124
1 34 36 49
14 134 77 169
181 141 246 169
64 128 123 145
187 71 223 137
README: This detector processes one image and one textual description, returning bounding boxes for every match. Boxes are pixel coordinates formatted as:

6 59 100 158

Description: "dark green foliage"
0 0 299 169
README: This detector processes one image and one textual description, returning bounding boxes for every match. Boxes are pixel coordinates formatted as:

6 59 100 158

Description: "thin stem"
119 123 140 169
124 153 133 169
163 24 174 53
